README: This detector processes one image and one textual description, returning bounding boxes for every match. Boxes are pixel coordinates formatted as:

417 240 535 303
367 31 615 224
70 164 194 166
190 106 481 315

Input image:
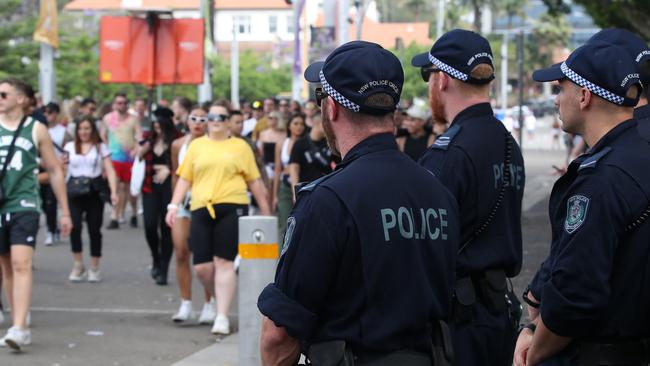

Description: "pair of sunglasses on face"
420 67 441 82
189 114 228 123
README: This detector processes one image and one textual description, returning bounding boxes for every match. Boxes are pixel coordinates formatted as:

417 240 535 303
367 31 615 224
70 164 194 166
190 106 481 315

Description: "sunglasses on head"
189 115 208 123
314 87 328 107
420 67 442 82
207 113 229 122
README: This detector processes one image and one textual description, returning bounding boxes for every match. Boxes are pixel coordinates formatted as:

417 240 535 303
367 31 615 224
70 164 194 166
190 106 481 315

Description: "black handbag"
0 116 28 207
67 176 93 198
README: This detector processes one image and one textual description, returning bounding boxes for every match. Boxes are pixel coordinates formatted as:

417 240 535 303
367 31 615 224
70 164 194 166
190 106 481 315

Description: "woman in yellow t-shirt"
165 105 270 336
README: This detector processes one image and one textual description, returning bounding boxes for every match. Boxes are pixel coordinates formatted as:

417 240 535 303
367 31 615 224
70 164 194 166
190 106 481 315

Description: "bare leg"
214 257 236 316
9 245 33 329
193 262 215 300
91 257 100 269
172 218 192 301
113 181 127 221
0 255 13 312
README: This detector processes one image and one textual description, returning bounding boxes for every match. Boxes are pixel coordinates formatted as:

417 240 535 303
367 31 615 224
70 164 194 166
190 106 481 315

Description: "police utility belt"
306 320 453 366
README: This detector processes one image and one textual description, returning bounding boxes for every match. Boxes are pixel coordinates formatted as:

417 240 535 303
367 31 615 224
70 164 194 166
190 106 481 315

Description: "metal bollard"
238 216 278 366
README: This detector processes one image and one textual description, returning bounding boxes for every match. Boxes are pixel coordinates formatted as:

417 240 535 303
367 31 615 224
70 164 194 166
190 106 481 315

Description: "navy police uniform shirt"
258 133 459 352
418 103 525 278
634 104 650 142
528 119 650 339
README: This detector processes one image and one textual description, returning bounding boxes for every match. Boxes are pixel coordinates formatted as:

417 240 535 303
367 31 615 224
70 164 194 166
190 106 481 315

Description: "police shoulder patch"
565 195 590 234
280 216 296 256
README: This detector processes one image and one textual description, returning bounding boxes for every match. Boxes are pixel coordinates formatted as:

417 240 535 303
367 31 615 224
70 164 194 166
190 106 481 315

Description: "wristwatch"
522 288 540 309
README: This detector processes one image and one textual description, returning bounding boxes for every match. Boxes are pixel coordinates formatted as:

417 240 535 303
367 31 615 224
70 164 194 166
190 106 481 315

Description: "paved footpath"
0 123 566 365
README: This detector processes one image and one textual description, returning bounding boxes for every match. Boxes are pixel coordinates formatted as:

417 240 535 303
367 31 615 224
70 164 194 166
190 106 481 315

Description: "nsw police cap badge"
565 195 589 234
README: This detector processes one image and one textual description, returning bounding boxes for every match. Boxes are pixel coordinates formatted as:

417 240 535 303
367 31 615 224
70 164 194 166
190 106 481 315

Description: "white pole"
292 0 302 101
338 0 349 45
231 24 240 109
500 32 508 113
238 216 279 366
198 0 213 103
324 0 336 28
39 43 55 104
436 0 445 40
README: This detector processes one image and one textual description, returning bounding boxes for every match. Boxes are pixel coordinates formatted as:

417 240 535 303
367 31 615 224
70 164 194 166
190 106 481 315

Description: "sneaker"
106 220 119 230
211 314 230 335
172 300 193 323
54 231 61 243
44 232 54 246
118 216 126 224
68 262 87 282
0 326 31 350
88 268 102 283
130 215 138 228
198 299 216 324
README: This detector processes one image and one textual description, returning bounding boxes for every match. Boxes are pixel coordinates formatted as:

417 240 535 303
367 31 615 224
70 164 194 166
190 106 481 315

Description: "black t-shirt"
289 136 333 183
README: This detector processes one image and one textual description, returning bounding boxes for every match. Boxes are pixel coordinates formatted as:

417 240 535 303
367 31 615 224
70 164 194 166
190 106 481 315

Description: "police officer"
258 41 459 366
411 29 526 365
514 42 650 366
585 28 650 142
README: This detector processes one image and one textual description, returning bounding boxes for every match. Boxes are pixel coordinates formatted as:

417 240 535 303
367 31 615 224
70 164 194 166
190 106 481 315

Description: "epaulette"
430 124 461 150
298 168 343 194
578 146 612 171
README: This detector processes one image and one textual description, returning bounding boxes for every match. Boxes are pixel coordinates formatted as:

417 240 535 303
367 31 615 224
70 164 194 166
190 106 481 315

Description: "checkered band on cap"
319 70 361 112
560 62 625 105
428 53 468 82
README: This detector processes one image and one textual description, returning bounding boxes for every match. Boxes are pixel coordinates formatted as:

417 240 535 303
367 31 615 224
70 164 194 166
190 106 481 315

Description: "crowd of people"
0 78 450 349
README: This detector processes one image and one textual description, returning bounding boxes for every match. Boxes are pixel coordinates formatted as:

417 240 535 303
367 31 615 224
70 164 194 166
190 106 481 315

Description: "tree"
0 0 39 85
569 0 650 41
391 42 430 103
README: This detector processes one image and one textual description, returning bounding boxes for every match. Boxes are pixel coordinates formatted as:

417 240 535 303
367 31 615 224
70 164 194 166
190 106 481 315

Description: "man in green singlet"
0 78 72 351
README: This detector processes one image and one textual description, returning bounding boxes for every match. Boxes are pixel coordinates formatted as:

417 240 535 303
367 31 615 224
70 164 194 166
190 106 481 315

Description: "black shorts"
189 204 248 264
0 211 40 255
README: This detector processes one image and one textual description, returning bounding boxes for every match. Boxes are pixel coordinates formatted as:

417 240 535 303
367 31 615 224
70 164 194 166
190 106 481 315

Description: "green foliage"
571 0 650 41
0 0 39 85
391 42 430 103
208 50 292 102
528 12 571 70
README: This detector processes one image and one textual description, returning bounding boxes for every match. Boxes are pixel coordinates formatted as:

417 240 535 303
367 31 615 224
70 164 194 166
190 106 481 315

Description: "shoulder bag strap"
458 131 513 254
0 115 28 182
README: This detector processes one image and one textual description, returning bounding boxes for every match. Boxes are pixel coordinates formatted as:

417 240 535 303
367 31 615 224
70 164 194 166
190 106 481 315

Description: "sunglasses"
207 113 229 122
314 87 328 107
189 115 208 123
420 67 441 82
0 92 9 99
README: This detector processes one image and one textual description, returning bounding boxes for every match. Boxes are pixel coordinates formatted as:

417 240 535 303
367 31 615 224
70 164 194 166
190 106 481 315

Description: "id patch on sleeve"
565 195 590 234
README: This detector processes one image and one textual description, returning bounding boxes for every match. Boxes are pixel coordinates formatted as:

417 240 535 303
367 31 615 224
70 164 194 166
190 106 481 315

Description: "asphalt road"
0 121 567 365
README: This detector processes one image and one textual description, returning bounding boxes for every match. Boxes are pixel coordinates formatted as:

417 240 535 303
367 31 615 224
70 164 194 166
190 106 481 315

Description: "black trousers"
452 300 517 366
40 184 58 234
69 192 105 257
142 178 172 270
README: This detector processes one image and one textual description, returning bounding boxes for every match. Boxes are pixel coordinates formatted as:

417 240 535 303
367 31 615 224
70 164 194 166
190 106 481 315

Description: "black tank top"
404 133 430 161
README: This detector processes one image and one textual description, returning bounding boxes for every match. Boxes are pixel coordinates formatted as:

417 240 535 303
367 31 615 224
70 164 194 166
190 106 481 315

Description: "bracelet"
167 203 179 210
522 289 541 309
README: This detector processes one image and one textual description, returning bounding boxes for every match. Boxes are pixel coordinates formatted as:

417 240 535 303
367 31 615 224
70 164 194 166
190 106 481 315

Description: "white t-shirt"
242 117 257 138
64 142 110 178
49 124 67 157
